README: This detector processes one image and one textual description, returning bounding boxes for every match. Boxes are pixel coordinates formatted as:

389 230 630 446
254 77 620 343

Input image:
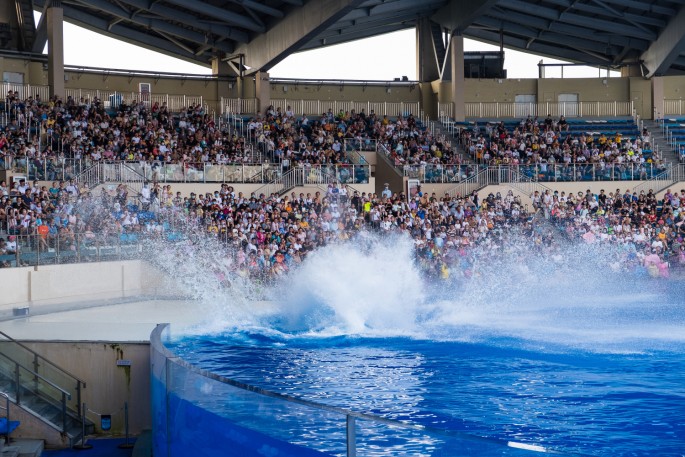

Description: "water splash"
144 223 684 352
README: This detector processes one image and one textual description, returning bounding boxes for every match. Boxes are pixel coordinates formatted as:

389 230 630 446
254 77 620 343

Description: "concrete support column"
620 64 643 77
652 76 664 120
255 71 270 114
211 57 232 76
416 18 440 83
46 1 64 100
211 57 236 104
449 33 465 122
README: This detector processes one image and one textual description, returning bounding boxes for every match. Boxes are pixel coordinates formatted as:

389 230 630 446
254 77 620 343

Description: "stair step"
1 446 19 457
7 439 43 457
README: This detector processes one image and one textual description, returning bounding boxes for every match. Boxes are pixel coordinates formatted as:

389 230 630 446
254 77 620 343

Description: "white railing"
460 101 634 119
438 102 454 121
62 89 204 112
221 98 258 115
1 82 51 103
268 99 420 117
663 100 685 116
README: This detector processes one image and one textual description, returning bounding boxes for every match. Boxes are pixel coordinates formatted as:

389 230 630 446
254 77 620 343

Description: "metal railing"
253 168 302 197
631 164 685 195
660 119 685 161
0 233 148 269
436 101 636 119
252 164 370 197
70 161 370 186
152 323 568 457
0 352 70 432
402 163 671 184
343 139 375 166
0 330 87 432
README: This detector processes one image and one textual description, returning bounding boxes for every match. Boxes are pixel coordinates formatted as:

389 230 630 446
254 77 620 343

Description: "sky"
38 12 616 80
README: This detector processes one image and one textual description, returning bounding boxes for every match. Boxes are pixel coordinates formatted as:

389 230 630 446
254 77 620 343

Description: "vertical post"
73 402 93 449
118 402 134 449
62 392 68 432
346 415 356 457
14 364 20 405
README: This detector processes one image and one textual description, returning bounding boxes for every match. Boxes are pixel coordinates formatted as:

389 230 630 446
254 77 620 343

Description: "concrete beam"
641 5 685 77
60 5 210 66
416 17 441 83
163 0 265 33
233 0 365 72
114 0 249 42
431 0 499 33
32 2 49 53
68 0 235 54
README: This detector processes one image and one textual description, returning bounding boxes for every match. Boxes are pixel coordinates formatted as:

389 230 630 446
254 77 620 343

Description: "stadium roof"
27 0 685 77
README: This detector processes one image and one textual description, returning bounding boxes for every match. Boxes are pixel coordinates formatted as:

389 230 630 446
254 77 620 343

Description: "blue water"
169 278 685 457
159 234 685 456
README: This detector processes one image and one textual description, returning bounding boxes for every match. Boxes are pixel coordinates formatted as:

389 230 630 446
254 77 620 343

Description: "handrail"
151 324 584 456
0 330 86 388
0 352 72 399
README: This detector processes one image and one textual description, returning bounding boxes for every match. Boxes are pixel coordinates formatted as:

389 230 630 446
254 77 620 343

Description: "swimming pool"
151 236 685 457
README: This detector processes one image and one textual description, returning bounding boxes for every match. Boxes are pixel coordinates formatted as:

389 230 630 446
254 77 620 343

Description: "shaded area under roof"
24 0 685 77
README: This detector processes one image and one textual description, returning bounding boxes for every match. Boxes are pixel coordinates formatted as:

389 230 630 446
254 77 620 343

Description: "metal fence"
403 163 674 184
2 159 370 186
0 233 147 268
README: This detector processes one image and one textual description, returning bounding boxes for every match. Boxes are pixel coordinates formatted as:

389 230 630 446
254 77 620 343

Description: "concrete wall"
270 81 421 103
414 180 672 210
663 75 685 99
537 77 629 103
6 55 685 120
0 260 181 316
19 341 151 438
464 78 538 103
0 260 185 443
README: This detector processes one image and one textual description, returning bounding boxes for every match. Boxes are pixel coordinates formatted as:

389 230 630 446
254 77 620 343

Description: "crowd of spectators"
1 90 256 182
532 186 685 276
460 115 661 171
1 91 684 279
247 104 456 176
2 164 684 280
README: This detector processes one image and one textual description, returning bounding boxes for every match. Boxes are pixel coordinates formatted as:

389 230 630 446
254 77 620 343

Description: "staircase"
436 119 475 165
77 162 146 199
0 331 93 448
643 119 679 164
253 168 303 197
632 163 685 195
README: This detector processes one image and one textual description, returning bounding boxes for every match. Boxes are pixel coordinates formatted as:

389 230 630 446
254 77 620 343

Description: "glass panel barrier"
0 341 80 427
151 325 572 457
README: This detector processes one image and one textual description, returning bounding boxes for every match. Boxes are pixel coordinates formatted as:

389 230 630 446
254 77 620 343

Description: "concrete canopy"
20 0 685 76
